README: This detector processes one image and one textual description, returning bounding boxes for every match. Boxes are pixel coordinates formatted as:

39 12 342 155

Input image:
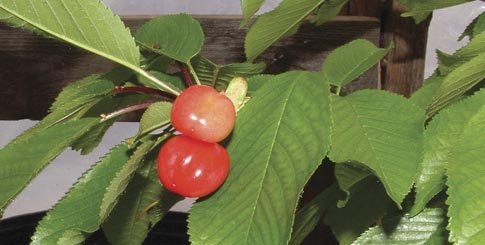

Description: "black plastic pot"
0 211 189 245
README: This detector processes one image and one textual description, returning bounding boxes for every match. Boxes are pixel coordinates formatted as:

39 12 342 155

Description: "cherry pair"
157 85 236 197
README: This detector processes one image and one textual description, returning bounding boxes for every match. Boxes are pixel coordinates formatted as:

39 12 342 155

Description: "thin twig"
100 101 153 122
178 62 194 87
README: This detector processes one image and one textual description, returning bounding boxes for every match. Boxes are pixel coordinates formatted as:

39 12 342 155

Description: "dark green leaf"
135 14 204 64
137 102 172 138
312 0 349 26
6 75 115 149
191 56 266 90
31 144 131 244
188 71 331 244
69 92 154 154
217 62 266 89
103 159 182 245
245 0 325 62
290 185 343 245
0 118 98 217
247 74 274 95
324 177 392 245
50 75 113 113
71 119 116 155
445 90 485 244
99 139 156 220
334 163 371 206
322 39 391 88
329 90 425 205
0 0 139 69
352 208 448 244
460 12 485 40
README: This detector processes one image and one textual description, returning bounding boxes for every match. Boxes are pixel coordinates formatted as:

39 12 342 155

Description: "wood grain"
381 1 431 96
0 16 380 120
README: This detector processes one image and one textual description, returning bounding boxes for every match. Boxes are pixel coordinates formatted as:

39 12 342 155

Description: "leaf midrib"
344 98 397 203
0 3 139 70
242 78 299 245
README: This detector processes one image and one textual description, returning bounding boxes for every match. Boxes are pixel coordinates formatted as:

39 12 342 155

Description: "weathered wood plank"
381 1 431 96
0 16 380 120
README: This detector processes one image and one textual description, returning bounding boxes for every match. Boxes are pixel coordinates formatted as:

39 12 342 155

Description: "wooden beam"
348 0 384 18
0 16 380 120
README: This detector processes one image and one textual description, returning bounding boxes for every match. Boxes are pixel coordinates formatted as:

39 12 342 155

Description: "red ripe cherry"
157 135 230 197
171 85 236 143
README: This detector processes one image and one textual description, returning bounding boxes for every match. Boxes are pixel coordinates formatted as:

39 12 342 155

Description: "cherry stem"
178 62 194 87
100 101 153 122
113 86 176 100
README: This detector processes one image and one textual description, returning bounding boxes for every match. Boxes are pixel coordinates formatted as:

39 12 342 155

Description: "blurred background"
1 0 484 219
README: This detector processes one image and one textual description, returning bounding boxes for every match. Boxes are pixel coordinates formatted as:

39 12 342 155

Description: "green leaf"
445 90 485 244
69 92 154 154
31 144 131 244
245 0 324 62
0 0 139 69
188 71 331 244
135 14 203 64
70 119 116 155
312 0 349 26
103 159 182 245
322 39 391 88
329 90 425 205
50 75 113 113
410 92 485 215
352 208 448 244
334 163 371 206
427 52 485 116
290 185 343 245
410 74 443 110
99 139 156 220
6 75 115 148
137 102 172 138
0 118 98 217
437 32 485 76
398 0 472 24
324 177 393 245
138 71 185 91
241 0 266 26
247 74 274 95
218 63 266 88
191 56 266 90
459 12 485 40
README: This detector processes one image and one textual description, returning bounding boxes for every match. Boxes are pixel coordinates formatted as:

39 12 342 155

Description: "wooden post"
381 1 431 96
347 0 431 96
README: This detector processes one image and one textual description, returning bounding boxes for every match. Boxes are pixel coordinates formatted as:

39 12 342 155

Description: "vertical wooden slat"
381 1 431 96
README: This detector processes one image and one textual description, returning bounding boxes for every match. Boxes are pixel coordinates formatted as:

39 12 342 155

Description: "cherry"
157 135 230 197
171 85 236 143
